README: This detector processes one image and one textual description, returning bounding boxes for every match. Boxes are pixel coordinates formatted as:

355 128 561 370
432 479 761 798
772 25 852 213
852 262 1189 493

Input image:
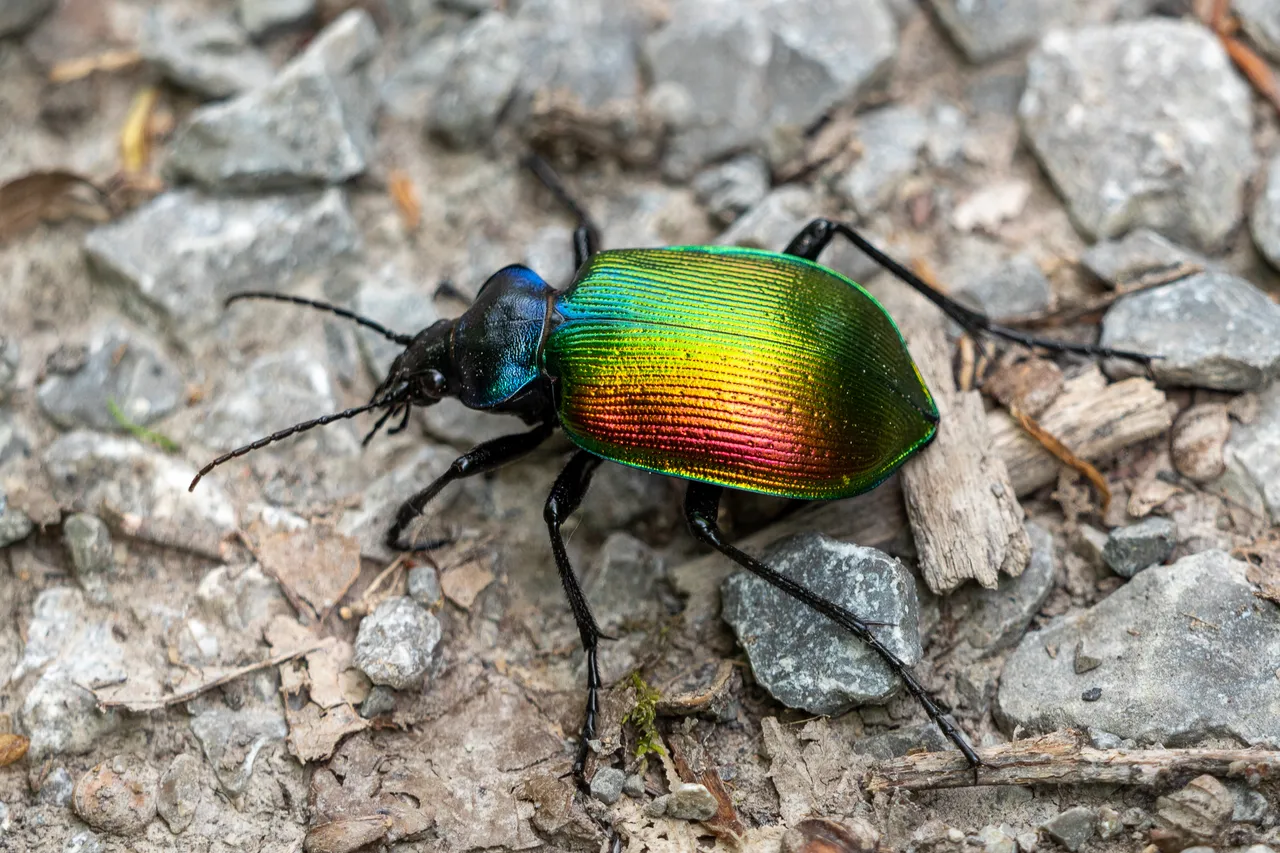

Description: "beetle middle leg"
783 218 1153 366
542 450 608 785
385 421 555 551
682 481 985 774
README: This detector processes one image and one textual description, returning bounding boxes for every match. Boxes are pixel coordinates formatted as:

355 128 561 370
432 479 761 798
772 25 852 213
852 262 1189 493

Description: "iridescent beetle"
191 158 1153 776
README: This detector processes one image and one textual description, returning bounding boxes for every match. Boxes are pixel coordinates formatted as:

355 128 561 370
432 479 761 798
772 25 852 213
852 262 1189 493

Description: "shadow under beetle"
190 157 1154 780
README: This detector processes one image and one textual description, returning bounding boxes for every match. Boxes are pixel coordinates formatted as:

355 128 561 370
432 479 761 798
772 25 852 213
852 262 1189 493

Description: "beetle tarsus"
682 480 985 776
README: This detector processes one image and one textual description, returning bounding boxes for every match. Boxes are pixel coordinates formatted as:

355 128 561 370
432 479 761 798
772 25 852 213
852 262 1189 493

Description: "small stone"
37 328 183 433
38 766 75 806
0 0 54 36
622 774 645 798
0 501 34 548
0 336 18 401
1086 728 1122 750
62 513 114 604
1236 0 1280 62
359 685 396 719
1081 686 1102 702
1252 155 1280 272
1155 774 1234 846
1226 780 1269 825
960 522 1056 651
1171 403 1231 482
1102 517 1175 578
156 754 202 834
85 189 359 336
836 105 929 217
1101 272 1280 391
353 596 441 690
1021 21 1253 251
975 824 1018 853
167 10 380 190
589 767 626 805
407 565 441 608
1040 807 1095 852
1218 381 1280 523
664 783 718 821
1095 806 1122 840
1072 640 1101 674
927 0 1062 62
717 185 814 251
645 794 669 817
0 411 31 465
1081 229 1208 290
721 533 920 715
854 721 950 760
1016 832 1037 853
63 832 103 853
238 0 315 38
1072 524 1108 570
951 252 1052 322
72 757 159 836
141 9 274 100
951 180 1032 233
692 155 771 225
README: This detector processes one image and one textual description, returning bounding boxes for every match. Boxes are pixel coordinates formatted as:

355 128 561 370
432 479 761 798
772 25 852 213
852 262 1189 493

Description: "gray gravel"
958 522 1056 652
589 768 626 805
835 104 928 217
1102 517 1175 578
1252 155 1280 272
1217 380 1280 524
692 154 771 226
1100 272 1280 391
353 596 441 690
62 513 114 604
1040 807 1095 853
1080 229 1209 290
140 8 274 100
407 565 442 607
664 783 718 821
0 497 34 548
238 0 314 38
167 10 380 190
721 533 921 715
156 754 202 834
927 0 1062 62
1020 21 1253 251
997 551 1280 746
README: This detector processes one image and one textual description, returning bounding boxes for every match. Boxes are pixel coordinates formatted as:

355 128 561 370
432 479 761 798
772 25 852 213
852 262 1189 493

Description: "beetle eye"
425 369 447 396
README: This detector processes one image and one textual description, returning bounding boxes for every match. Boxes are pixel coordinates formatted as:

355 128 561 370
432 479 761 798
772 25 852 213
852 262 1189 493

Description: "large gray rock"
37 328 183 432
238 0 315 38
836 105 929 217
1251 155 1280 272
1217 380 1280 524
1081 229 1209 290
85 189 359 336
1100 272 1280 391
353 596 441 690
167 10 380 190
997 551 1280 746
950 251 1053 321
0 0 54 37
425 13 529 147
1236 0 1280 62
644 0 897 175
721 533 921 715
927 0 1062 62
1020 21 1253 251
140 9 274 100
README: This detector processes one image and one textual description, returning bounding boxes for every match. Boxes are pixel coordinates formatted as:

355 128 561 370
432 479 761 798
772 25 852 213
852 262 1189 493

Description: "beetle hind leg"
543 450 608 786
682 481 985 776
525 154 601 269
783 218 1155 367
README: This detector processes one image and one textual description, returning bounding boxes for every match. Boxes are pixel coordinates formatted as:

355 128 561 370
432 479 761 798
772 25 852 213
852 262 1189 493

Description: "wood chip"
0 733 30 767
0 170 111 242
983 356 1064 417
120 86 160 175
249 522 362 624
48 49 143 83
1008 403 1111 511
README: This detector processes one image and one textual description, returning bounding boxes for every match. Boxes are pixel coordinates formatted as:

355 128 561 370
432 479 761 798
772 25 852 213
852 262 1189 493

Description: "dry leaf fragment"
1009 403 1111 511
0 171 111 241
250 522 362 624
387 170 421 232
120 86 160 175
0 733 30 767
49 49 143 83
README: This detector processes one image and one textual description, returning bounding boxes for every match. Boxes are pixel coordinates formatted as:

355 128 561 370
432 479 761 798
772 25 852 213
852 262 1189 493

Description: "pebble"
645 794 669 818
36 328 183 433
589 767 625 805
0 499 34 548
975 823 1018 853
622 774 645 798
0 410 30 465
644 0 897 176
854 722 950 760
1227 780 1269 825
195 564 290 633
1154 774 1234 846
950 252 1053 321
407 565 441 608
1252 155 1280 272
692 154 771 226
1040 807 1094 852
72 757 159 836
1080 229 1208 290
85 189 359 336
664 783 718 821
1020 21 1253 251
156 754 202 834
836 105 929 217
721 532 921 715
167 10 380 190
358 685 397 719
62 513 114 604
43 431 237 555
238 0 315 38
1095 806 1122 839
959 522 1056 651
1100 272 1280 391
0 337 18 401
997 551 1280 745
140 8 274 100
1236 0 1280 62
926 0 1061 62
0 0 54 36
1218 381 1280 523
1102 517 1175 578
1086 728 1124 750
189 707 288 795
38 766 75 806
1171 403 1231 483
353 596 441 690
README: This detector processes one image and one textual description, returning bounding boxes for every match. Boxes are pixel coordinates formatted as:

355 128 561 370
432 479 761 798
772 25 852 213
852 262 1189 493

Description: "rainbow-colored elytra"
543 246 939 500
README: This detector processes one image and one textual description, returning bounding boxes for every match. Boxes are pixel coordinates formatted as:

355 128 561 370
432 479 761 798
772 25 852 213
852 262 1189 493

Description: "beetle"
190 157 1153 778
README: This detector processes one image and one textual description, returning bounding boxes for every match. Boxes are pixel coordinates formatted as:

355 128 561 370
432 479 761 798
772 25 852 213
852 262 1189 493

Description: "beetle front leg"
385 421 555 551
543 450 607 786
783 218 1153 366
682 481 986 779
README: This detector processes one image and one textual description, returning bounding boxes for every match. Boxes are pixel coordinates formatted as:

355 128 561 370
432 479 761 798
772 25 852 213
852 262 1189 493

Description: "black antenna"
225 292 414 346
189 396 397 491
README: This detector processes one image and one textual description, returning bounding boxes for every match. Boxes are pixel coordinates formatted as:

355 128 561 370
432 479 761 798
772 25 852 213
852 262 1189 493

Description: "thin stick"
1008 403 1111 511
1007 261 1203 330
866 729 1280 791
93 642 325 711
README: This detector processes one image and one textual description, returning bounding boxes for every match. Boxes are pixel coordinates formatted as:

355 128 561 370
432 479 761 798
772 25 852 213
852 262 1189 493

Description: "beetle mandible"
190 157 1154 777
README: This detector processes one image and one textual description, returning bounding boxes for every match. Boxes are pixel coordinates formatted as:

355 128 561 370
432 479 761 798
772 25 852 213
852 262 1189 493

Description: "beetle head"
375 318 454 407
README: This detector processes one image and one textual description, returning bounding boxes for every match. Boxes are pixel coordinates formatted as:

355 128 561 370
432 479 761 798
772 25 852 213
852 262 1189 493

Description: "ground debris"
247 520 361 624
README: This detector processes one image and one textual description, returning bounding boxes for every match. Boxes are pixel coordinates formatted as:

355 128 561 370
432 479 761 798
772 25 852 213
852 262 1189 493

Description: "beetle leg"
524 154 602 269
385 421 555 551
783 218 1155 367
682 481 986 778
543 450 607 787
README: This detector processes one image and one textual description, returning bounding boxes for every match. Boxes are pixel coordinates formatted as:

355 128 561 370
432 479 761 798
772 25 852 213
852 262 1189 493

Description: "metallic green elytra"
543 246 940 500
